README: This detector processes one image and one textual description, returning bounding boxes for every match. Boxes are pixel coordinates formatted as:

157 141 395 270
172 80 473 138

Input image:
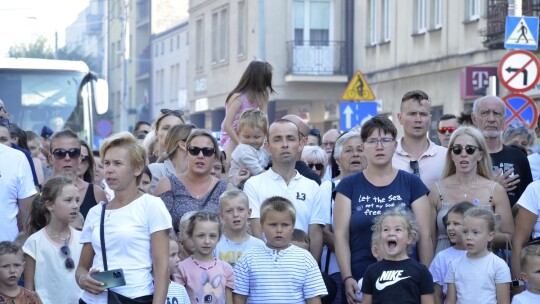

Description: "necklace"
46 228 70 243
457 177 478 199
191 256 217 270
184 175 215 199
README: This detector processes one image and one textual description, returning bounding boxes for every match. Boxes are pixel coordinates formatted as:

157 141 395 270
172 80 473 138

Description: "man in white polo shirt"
244 119 324 263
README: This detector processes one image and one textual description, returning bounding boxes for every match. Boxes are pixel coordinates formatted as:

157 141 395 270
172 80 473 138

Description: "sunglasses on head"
161 108 184 117
60 244 75 269
52 148 81 160
438 127 456 134
187 146 215 157
451 145 480 155
307 163 324 171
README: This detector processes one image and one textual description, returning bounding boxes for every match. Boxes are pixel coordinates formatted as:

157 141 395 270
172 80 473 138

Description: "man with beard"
472 95 532 208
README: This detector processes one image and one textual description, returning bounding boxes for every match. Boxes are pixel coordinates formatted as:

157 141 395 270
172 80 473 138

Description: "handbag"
99 202 154 304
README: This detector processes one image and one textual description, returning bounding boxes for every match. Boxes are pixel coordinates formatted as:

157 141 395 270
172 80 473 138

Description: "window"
382 0 390 42
195 17 204 70
415 0 426 34
369 0 377 45
177 35 180 49
432 0 442 29
170 38 173 52
117 41 122 67
161 41 164 55
211 5 229 64
237 0 246 57
466 0 480 21
293 0 330 46
155 44 158 57
111 43 115 68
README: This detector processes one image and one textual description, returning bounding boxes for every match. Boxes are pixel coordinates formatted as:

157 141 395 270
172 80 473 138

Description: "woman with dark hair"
148 109 185 163
220 60 275 158
334 116 433 304
154 129 234 232
78 140 96 184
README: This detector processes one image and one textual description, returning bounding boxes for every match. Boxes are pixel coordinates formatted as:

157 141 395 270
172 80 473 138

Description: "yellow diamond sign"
342 70 376 101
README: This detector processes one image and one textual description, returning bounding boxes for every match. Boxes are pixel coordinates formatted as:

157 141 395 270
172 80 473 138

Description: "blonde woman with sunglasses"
428 126 514 255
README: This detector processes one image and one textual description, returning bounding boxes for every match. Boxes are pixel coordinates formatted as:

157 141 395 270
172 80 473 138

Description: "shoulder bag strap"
100 202 108 271
200 180 221 209
324 181 336 274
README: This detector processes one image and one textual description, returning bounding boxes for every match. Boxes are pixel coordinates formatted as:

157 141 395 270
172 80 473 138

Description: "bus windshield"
0 69 87 138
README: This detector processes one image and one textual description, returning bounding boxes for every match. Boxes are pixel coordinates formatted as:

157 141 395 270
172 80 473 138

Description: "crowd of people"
1 62 540 304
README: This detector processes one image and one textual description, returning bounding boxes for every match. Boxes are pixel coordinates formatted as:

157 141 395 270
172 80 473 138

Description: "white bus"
0 58 108 147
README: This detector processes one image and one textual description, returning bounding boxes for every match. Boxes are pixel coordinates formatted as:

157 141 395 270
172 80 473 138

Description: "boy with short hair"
228 109 270 182
512 244 540 303
0 241 41 304
233 196 327 303
214 189 264 267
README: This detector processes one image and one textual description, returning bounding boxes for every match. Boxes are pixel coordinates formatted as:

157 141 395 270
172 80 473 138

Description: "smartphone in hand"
90 269 126 288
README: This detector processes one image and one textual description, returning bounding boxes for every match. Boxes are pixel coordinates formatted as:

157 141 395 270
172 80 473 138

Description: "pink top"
220 94 259 147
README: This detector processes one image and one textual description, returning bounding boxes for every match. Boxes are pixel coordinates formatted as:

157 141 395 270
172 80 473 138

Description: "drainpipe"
345 0 354 79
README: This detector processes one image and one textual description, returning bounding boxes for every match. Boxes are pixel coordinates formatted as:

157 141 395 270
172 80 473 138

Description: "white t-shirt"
429 246 467 298
512 290 540 304
444 252 511 304
166 281 190 304
229 144 270 179
80 194 172 304
516 180 540 239
214 235 265 267
244 168 325 233
22 227 83 304
0 144 37 241
527 153 540 181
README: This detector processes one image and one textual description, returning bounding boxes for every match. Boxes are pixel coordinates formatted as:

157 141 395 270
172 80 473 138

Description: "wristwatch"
512 279 525 287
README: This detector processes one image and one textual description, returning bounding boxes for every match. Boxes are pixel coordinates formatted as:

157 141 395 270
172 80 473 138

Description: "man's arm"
18 195 35 232
308 224 323 264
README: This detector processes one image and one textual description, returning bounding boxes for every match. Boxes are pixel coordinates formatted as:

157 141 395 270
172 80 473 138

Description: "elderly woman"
502 121 533 155
154 129 234 232
319 129 366 304
334 116 433 304
429 126 514 254
148 109 185 163
76 132 171 303
301 145 328 180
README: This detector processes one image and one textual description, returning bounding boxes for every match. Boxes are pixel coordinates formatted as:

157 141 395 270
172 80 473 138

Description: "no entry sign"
503 93 538 129
498 50 540 92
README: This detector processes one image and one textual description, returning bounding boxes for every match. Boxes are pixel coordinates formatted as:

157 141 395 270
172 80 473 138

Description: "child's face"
380 216 413 261
0 253 25 288
168 241 181 276
210 160 223 179
139 173 151 193
462 216 494 258
262 210 294 252
446 212 465 246
522 255 540 294
220 198 251 233
47 184 80 224
239 125 266 150
190 221 220 258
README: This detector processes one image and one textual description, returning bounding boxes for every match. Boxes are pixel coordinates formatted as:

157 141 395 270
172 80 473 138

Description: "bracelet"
343 276 355 283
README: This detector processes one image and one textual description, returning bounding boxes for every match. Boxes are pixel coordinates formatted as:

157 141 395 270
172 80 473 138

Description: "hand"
79 268 106 295
344 277 361 304
494 168 520 192
232 168 251 188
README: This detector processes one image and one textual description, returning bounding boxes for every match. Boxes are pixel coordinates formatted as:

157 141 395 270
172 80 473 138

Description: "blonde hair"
521 244 540 270
177 211 197 242
260 196 296 225
237 109 268 135
100 132 147 184
441 126 493 180
157 124 196 163
301 145 328 166
219 189 249 210
371 206 419 252
463 208 495 232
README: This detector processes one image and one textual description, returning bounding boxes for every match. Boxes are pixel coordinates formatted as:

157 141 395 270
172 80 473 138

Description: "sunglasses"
81 155 89 163
52 148 81 160
409 160 420 177
60 244 75 269
161 108 184 117
187 146 215 157
451 145 480 155
438 127 456 134
307 163 324 171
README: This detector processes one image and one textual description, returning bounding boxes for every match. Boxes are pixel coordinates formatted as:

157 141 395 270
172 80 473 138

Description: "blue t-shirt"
335 170 429 279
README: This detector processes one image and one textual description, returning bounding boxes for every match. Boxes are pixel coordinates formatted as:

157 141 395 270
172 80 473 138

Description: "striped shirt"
233 244 327 303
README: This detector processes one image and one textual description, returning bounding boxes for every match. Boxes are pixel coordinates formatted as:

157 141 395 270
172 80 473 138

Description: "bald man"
282 114 321 185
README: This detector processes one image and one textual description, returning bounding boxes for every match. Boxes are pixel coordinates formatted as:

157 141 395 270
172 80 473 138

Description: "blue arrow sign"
340 102 378 131
505 16 539 50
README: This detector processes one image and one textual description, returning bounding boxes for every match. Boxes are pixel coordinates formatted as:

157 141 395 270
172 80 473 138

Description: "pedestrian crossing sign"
505 16 539 50
342 70 376 101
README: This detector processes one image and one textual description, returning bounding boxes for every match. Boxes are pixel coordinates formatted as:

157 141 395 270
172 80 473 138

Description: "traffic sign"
505 16 539 50
339 102 377 130
342 70 376 101
498 50 540 92
96 119 113 136
502 93 538 129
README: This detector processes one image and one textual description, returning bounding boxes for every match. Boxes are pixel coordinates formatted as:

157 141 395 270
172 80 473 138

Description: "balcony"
137 47 150 78
482 0 540 49
285 40 347 82
136 0 150 27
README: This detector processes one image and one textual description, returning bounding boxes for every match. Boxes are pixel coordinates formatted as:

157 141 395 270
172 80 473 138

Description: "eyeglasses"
60 244 75 269
52 148 81 160
410 160 420 177
307 163 324 171
187 146 215 157
81 155 89 163
451 145 480 155
161 108 184 117
309 129 320 137
438 127 456 134
364 137 395 147
322 141 335 148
